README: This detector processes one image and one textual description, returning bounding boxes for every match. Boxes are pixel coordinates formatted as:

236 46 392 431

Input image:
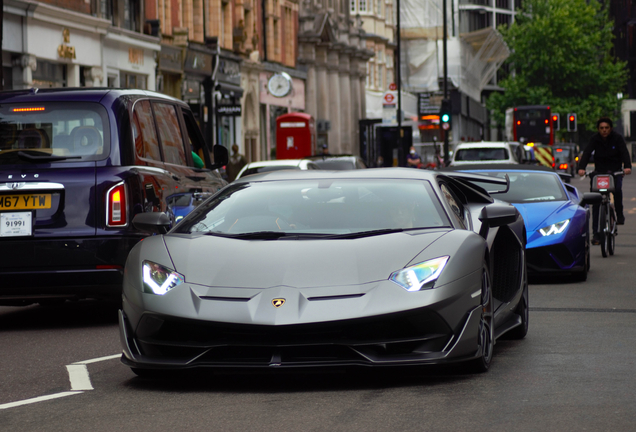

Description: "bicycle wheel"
608 206 616 256
599 204 608 258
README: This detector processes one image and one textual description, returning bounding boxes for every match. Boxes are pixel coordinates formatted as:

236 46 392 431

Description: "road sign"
388 83 397 91
383 92 395 104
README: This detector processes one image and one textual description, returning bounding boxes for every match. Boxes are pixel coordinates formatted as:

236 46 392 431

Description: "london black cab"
0 88 228 305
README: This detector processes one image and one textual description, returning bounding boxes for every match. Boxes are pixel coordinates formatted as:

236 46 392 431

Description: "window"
359 0 366 12
153 103 187 166
121 72 147 89
439 183 466 229
351 0 356 11
182 109 208 167
132 100 161 161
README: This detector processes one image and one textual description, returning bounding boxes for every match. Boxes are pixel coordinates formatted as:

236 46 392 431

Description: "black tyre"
608 207 616 256
467 265 494 373
599 205 608 258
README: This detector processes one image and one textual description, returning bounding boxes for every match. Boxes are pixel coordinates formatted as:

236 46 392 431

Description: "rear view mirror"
580 192 602 206
209 144 229 170
478 203 520 238
132 212 171 234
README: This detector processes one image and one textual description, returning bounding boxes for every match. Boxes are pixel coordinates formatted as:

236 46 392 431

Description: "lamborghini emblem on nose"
272 298 286 308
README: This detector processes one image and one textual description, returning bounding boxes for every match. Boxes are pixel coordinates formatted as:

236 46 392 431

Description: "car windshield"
313 159 355 170
554 148 571 163
174 179 450 236
0 102 109 165
470 172 567 203
241 165 301 177
455 148 508 161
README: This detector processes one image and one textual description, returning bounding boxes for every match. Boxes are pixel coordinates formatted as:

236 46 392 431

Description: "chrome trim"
0 182 65 192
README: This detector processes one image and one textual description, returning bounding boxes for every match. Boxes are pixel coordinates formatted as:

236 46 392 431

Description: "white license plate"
1 212 33 237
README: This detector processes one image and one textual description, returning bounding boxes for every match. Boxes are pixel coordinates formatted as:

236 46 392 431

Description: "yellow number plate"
0 194 51 210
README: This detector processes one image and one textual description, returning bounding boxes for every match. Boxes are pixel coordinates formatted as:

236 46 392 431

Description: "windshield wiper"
326 228 407 239
18 151 82 162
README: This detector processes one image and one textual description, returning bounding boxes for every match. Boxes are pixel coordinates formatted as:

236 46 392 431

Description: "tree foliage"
487 0 628 134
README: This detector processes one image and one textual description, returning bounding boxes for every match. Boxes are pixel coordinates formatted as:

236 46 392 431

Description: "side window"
182 109 208 167
132 100 161 161
153 102 187 166
439 183 466 229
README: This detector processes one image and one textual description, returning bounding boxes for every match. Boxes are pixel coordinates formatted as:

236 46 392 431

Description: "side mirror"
478 203 519 239
580 192 602 206
132 212 171 235
209 144 229 170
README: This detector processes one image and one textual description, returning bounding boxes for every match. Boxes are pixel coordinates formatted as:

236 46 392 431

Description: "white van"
450 141 524 166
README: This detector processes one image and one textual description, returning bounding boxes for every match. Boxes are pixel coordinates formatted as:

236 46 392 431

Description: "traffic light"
567 113 577 132
440 99 452 131
552 113 560 131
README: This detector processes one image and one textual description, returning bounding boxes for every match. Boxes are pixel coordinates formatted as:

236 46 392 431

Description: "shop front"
259 71 306 159
157 45 184 99
183 43 214 147
215 52 243 150
103 29 159 90
4 2 109 90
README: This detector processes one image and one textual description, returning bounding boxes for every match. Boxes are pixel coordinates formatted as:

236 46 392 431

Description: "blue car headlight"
142 260 185 295
389 256 449 292
539 219 570 236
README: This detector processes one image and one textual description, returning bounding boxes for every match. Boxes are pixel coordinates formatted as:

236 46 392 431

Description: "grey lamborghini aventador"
119 168 528 375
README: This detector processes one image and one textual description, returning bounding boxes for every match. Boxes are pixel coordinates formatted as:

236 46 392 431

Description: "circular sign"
442 123 450 131
389 83 397 91
384 93 395 104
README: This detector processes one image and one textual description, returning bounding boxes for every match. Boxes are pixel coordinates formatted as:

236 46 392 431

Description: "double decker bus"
505 105 555 167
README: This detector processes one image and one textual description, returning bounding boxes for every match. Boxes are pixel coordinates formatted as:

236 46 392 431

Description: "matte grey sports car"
119 168 528 375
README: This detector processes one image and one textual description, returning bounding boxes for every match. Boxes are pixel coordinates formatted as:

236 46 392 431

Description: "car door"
152 101 224 221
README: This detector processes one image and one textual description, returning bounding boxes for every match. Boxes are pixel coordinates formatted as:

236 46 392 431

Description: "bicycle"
583 171 624 257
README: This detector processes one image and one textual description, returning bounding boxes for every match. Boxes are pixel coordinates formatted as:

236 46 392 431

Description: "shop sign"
57 28 76 60
159 46 183 73
216 104 242 116
216 58 241 85
129 48 144 66
184 50 213 75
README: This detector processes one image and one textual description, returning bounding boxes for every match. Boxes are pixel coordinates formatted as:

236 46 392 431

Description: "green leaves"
488 0 627 132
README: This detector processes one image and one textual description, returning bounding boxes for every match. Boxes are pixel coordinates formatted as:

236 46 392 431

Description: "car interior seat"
16 128 50 150
71 126 102 155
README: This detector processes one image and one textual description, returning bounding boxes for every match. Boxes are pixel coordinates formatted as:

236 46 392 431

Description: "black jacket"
578 130 631 173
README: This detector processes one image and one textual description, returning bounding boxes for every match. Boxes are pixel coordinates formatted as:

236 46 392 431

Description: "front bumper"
119 274 485 370
526 243 585 275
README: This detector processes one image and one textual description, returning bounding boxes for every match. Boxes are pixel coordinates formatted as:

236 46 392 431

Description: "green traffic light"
441 114 450 122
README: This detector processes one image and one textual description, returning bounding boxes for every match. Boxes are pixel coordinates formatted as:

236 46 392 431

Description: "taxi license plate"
1 212 33 237
0 194 51 210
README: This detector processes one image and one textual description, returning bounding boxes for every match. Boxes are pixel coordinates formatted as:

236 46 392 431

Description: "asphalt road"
2 173 636 431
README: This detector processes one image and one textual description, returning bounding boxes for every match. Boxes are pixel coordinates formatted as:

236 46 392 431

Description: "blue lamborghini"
444 164 601 281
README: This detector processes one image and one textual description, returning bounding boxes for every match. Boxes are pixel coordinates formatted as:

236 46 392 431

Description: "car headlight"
389 256 449 292
539 219 570 236
142 261 185 295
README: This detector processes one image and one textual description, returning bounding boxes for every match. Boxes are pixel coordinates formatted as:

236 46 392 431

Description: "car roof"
243 159 309 169
232 167 503 198
442 163 558 173
454 141 518 149
0 87 183 104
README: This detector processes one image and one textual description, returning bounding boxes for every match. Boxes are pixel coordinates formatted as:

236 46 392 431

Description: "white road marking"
0 353 121 410
0 392 83 410
66 365 93 391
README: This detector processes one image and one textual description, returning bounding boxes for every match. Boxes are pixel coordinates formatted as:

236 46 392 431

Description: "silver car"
119 168 528 376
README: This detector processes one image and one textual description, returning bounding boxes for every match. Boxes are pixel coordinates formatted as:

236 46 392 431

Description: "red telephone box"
276 113 316 159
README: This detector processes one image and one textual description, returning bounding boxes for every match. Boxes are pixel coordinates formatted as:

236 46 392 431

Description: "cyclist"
578 117 632 245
